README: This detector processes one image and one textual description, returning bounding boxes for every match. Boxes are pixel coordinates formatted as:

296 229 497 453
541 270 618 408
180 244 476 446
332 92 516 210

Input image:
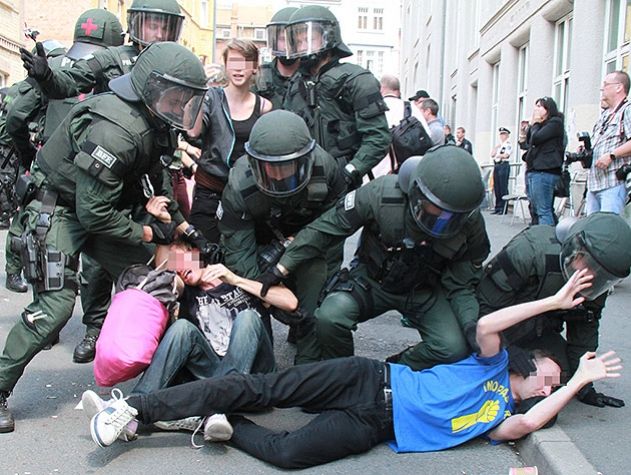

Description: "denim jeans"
128 357 394 469
493 161 510 212
526 171 560 225
586 183 627 215
132 309 275 395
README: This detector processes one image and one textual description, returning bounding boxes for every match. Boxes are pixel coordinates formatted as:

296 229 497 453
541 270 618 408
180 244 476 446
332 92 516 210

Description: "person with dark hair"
519 96 565 225
585 70 631 215
456 127 473 154
84 269 622 469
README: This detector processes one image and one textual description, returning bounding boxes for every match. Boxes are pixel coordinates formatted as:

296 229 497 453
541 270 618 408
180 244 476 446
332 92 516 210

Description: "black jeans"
493 161 510 212
128 357 394 469
188 185 221 243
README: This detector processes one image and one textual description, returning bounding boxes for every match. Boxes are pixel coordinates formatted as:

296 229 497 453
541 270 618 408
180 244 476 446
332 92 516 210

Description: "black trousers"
493 161 510 212
128 357 394 469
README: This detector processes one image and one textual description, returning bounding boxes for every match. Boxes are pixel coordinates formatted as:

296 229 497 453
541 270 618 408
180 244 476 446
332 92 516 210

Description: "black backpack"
390 101 433 169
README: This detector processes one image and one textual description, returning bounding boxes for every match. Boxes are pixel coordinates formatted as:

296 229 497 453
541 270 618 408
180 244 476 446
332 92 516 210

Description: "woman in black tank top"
223 39 272 165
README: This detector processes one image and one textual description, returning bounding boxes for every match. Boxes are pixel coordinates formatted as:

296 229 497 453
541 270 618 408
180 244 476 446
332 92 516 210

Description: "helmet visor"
561 233 625 299
247 146 314 197
267 24 289 57
127 11 184 45
286 21 335 58
143 71 206 130
409 181 472 238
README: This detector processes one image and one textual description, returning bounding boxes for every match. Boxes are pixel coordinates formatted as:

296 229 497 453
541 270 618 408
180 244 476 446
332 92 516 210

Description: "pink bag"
94 288 169 386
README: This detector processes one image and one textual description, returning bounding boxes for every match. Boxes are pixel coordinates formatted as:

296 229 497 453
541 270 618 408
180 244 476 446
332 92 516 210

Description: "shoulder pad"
74 139 127 187
379 176 406 205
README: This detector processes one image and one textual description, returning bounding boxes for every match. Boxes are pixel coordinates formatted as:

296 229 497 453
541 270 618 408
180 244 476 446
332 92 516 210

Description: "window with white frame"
604 0 631 73
357 49 364 65
366 50 375 71
221 28 231 39
373 8 384 31
358 7 368 30
490 62 500 143
200 0 209 27
516 44 529 139
377 51 384 76
254 28 266 41
553 16 571 116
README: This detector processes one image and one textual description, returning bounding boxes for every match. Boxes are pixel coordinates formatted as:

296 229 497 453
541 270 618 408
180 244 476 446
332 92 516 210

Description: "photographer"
585 70 631 215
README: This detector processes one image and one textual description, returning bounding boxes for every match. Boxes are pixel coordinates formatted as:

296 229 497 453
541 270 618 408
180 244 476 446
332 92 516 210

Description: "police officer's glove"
182 225 222 264
343 164 362 191
257 240 287 273
19 43 52 82
256 265 286 297
507 345 537 378
463 322 480 354
149 220 177 245
182 165 195 180
577 385 625 408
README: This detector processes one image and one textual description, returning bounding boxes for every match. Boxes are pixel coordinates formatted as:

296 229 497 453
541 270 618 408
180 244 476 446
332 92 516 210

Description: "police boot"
73 335 98 363
5 273 27 293
0 391 15 433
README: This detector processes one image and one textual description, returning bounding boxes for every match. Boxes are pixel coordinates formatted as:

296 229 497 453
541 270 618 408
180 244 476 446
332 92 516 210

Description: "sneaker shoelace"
190 416 208 449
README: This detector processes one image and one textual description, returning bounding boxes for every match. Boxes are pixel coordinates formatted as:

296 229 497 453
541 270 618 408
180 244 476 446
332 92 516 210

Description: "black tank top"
230 94 261 165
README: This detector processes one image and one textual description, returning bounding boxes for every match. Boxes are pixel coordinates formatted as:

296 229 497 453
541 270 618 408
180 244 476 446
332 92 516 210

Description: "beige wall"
0 0 27 85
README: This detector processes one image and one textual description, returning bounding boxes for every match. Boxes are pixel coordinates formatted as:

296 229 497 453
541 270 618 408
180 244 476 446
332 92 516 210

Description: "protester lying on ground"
83 240 298 443
82 269 621 469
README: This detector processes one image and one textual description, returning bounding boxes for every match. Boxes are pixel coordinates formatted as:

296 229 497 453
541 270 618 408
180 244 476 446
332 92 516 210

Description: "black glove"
256 266 285 297
149 220 177 244
19 42 52 81
507 345 537 378
181 165 195 180
182 225 223 264
578 386 625 408
343 164 362 190
463 322 480 354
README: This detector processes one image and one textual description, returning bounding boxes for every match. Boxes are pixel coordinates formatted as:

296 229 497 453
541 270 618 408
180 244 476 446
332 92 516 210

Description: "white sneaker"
90 396 139 448
82 388 137 442
203 414 233 442
154 416 204 432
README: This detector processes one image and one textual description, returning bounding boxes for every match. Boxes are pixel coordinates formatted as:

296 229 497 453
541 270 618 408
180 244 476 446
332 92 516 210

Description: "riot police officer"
19 0 184 98
477 212 631 408
259 146 491 366
0 85 20 232
18 0 186 363
0 42 208 433
219 110 346 343
3 10 124 297
283 5 390 189
253 6 300 109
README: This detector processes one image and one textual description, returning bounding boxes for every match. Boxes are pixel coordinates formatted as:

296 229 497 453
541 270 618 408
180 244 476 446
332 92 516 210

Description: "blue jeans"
132 310 275 395
586 183 627 215
527 171 559 225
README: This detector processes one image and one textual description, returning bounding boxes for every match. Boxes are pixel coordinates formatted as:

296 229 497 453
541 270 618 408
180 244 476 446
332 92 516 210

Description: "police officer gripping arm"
260 146 490 366
477 212 631 409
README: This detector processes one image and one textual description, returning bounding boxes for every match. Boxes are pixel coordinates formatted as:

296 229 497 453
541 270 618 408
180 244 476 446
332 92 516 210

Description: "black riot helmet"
267 7 298 58
245 110 316 197
127 0 185 47
402 146 485 238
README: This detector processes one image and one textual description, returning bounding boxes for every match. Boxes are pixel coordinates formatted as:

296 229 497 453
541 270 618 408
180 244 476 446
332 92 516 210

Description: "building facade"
0 0 26 86
401 0 627 177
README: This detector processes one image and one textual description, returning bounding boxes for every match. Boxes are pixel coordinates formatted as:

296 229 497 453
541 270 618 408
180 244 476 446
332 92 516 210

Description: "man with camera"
584 70 631 215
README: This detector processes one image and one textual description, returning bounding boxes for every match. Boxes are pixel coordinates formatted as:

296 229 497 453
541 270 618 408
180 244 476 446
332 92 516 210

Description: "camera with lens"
615 163 631 181
565 131 593 168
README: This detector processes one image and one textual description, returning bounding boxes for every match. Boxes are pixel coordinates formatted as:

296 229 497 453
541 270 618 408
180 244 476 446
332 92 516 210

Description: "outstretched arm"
476 269 592 358
488 351 622 441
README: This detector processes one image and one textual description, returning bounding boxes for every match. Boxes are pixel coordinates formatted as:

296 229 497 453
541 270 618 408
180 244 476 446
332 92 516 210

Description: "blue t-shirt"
389 350 514 453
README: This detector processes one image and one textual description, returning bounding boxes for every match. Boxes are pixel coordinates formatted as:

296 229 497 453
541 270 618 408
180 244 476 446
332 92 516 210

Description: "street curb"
517 426 599 475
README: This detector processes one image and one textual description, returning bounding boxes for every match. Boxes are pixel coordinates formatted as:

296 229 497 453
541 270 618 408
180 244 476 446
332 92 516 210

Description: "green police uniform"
278 146 490 370
219 144 346 313
283 6 390 186
254 59 293 110
0 43 206 428
477 213 631 394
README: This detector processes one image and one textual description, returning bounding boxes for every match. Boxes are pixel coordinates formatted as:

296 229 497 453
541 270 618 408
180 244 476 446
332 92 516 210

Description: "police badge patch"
344 190 356 211
91 145 117 169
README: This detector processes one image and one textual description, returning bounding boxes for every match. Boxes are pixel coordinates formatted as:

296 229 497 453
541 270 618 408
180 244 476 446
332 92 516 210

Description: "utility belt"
359 232 440 294
10 188 78 292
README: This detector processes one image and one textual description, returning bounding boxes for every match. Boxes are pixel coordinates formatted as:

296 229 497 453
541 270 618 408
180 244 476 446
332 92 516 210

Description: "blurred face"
225 51 257 87
519 358 562 399
499 131 509 141
456 128 465 141
263 161 296 181
160 245 204 286
294 27 323 54
534 101 548 120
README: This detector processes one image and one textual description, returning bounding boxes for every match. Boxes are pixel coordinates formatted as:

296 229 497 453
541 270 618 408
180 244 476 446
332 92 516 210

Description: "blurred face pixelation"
164 245 203 285
225 51 256 86
521 358 562 399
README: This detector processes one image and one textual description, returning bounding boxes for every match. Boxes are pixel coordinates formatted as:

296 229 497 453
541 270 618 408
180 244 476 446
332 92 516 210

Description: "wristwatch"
610 153 617 161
